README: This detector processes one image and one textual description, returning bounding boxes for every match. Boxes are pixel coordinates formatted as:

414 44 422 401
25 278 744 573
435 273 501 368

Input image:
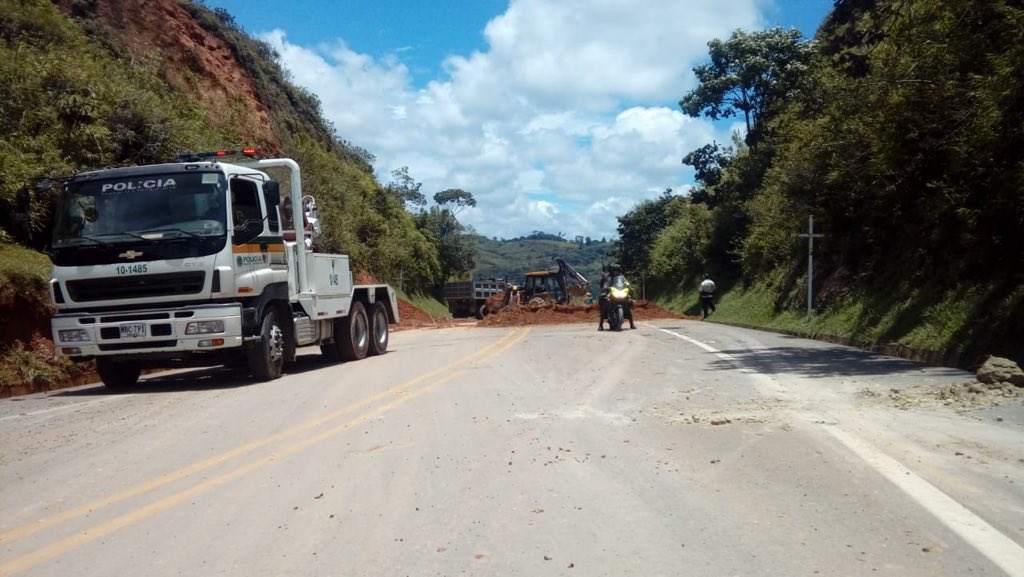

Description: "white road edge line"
647 323 736 361
826 426 1024 577
646 321 1024 577
649 324 717 352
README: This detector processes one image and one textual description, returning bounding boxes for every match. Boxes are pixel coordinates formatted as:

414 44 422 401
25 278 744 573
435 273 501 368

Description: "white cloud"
261 0 764 239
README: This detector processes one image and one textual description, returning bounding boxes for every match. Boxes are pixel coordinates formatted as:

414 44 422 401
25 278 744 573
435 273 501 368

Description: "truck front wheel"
96 358 141 390
247 307 285 380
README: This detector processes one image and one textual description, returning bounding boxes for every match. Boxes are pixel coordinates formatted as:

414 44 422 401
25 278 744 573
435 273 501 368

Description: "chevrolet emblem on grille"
118 250 143 260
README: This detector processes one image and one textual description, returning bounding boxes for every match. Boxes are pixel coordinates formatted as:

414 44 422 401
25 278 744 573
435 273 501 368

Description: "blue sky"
207 0 834 239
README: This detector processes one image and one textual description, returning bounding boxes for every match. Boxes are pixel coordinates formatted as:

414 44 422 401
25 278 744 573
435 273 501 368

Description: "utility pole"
795 215 824 316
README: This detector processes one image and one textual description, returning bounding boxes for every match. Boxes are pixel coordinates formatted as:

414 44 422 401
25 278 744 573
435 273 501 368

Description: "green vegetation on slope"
617 1 1024 365
0 242 52 342
0 0 234 245
657 274 1024 365
0 241 50 289
395 288 452 320
0 0 459 291
0 243 91 395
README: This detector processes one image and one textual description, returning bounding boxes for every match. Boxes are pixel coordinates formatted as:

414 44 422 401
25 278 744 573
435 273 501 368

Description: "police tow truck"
45 149 399 389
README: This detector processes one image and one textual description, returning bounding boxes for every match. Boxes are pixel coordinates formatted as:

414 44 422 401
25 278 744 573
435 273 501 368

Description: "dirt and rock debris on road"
393 293 690 330
478 300 692 327
857 355 1024 412
857 380 1024 411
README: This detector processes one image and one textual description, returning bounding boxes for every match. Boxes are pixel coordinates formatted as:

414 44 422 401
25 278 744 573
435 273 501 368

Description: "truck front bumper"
52 304 243 358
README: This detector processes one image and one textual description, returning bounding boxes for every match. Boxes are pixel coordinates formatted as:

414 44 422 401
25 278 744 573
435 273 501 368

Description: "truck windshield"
53 171 227 247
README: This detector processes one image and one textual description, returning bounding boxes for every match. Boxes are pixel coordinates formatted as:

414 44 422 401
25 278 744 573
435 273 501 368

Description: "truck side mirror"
264 181 281 207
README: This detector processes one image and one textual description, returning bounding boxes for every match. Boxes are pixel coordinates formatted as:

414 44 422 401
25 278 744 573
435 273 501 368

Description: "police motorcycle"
603 274 633 331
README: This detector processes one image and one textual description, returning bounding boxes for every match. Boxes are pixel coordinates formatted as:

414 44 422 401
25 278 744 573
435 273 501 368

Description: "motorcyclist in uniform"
598 263 636 331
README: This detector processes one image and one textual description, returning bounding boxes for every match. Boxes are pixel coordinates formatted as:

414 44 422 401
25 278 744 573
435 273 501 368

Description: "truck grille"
67 272 205 302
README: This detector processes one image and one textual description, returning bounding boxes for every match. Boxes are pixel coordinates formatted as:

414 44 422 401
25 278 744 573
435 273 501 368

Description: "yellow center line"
0 327 530 576
0 328 524 547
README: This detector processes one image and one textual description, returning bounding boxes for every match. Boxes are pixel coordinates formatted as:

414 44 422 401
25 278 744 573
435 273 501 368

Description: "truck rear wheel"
96 358 141 390
368 301 389 356
339 301 369 361
247 307 285 380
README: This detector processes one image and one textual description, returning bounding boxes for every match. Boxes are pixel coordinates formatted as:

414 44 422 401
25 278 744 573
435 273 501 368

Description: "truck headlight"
185 320 225 335
58 329 91 342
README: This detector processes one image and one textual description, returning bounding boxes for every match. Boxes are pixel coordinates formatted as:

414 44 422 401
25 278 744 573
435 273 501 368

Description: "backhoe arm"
554 258 589 304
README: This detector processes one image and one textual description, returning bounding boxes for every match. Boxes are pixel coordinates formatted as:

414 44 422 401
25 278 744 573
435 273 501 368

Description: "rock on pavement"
976 356 1024 387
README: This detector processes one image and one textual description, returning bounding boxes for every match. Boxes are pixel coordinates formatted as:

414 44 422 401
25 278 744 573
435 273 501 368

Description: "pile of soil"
394 299 455 331
351 270 454 331
353 270 380 285
478 300 691 328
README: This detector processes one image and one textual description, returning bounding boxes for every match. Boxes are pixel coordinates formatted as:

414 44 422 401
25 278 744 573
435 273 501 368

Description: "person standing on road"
699 274 716 319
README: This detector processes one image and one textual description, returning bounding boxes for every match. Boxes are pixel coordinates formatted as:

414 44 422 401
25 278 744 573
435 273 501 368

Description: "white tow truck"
45 149 399 389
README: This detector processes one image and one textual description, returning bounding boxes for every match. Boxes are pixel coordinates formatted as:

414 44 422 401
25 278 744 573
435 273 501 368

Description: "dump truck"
43 149 399 389
444 277 511 318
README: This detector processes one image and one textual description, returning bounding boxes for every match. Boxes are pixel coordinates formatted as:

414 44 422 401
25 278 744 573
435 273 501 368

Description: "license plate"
119 323 146 339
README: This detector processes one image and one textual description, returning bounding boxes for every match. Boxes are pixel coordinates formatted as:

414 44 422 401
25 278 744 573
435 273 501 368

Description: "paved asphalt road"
1 321 1022 577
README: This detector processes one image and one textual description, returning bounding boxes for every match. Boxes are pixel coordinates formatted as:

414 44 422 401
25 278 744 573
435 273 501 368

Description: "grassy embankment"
0 243 94 395
394 287 452 320
655 270 1024 368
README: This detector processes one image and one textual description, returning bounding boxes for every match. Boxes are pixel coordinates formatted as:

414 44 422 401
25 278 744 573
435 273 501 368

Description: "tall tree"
385 166 426 209
414 207 475 283
679 28 814 147
433 188 476 215
614 193 679 275
682 142 732 189
649 201 715 283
